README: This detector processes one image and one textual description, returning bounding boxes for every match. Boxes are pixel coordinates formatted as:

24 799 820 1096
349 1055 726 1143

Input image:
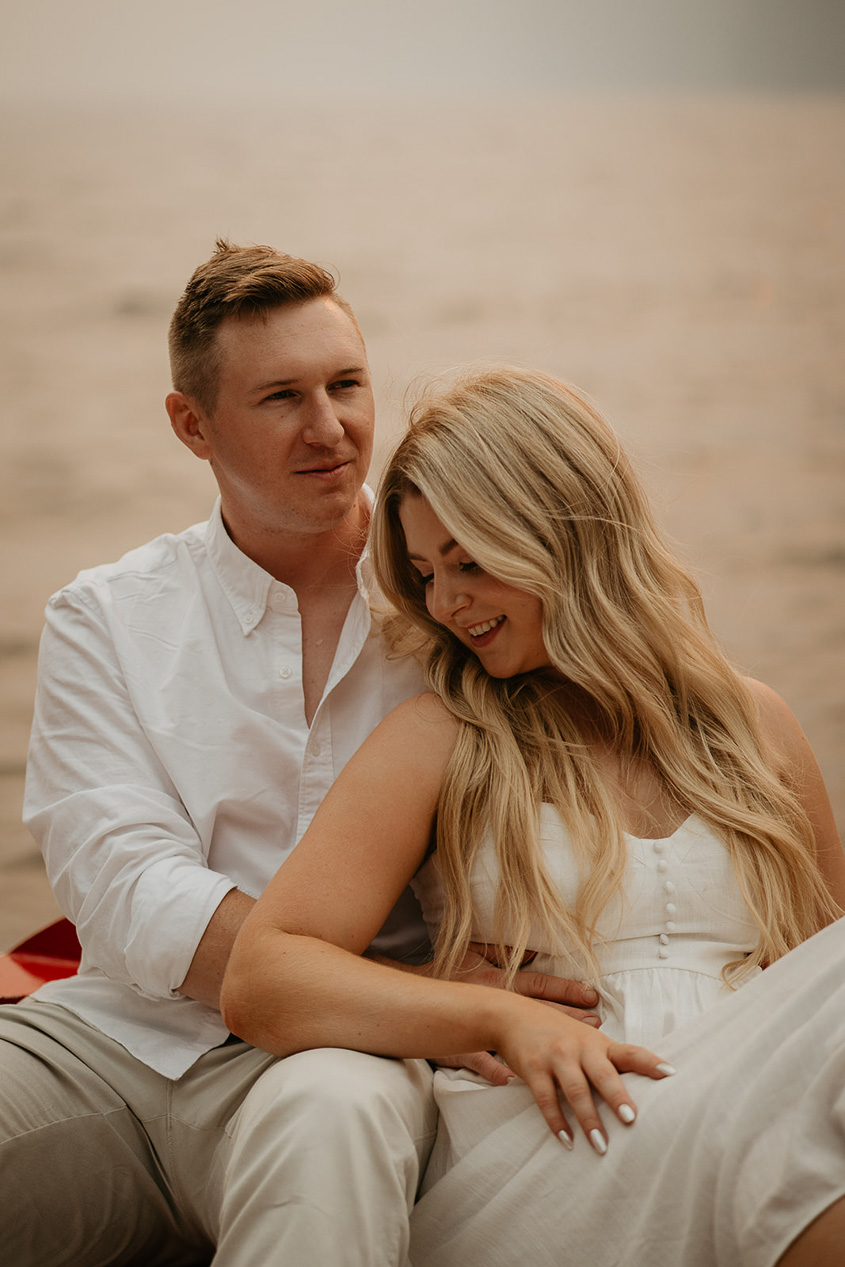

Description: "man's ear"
166 391 213 461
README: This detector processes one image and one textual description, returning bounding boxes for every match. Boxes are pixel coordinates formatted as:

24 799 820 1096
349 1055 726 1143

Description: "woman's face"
398 494 551 679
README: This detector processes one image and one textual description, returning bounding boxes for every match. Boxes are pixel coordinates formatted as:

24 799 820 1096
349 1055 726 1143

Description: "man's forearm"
179 888 257 1008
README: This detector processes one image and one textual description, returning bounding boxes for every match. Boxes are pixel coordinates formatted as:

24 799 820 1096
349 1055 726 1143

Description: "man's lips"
295 458 352 476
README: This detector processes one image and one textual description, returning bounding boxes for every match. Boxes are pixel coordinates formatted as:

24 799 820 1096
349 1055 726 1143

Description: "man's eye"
266 389 295 401
330 379 359 391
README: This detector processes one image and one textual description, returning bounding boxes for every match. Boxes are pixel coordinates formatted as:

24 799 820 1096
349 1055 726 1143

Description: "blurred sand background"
1 2 844 949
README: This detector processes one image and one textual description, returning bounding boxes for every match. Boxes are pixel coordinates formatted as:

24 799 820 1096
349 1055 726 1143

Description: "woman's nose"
427 577 470 624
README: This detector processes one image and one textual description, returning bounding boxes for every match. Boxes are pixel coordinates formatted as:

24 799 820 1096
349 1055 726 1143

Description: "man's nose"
301 392 345 446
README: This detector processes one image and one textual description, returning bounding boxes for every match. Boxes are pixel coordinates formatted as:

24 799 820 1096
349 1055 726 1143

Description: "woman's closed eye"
415 563 480 586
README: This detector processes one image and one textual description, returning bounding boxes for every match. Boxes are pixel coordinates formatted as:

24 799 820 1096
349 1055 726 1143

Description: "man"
0 241 597 1265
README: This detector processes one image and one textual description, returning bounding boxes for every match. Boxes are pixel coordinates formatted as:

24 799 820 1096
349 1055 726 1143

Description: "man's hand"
430 944 601 1084
434 1049 518 1085
464 943 600 1021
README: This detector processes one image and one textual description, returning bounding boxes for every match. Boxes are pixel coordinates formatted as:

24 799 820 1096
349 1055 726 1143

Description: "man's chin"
284 489 367 536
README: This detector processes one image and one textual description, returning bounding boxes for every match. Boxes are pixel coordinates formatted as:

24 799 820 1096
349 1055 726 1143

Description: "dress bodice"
412 807 760 1047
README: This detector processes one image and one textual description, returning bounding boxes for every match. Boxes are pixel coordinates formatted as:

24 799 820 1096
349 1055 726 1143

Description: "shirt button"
311 742 322 757
279 665 292 680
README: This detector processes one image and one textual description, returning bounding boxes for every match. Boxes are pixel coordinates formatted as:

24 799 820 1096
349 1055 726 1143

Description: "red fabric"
0 919 80 1003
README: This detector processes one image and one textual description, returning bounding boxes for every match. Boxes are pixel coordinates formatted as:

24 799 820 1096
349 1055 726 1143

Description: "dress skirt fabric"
410 915 845 1267
409 810 845 1265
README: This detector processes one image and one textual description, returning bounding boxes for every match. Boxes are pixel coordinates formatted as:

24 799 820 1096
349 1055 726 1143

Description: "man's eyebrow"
407 538 459 561
253 365 368 392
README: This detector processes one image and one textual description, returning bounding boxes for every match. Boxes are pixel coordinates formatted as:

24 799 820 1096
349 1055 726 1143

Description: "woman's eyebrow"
407 538 459 562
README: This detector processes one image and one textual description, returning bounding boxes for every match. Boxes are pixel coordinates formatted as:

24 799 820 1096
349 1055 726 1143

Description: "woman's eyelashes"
412 560 481 589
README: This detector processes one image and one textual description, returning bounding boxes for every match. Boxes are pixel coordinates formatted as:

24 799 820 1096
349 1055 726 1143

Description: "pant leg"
1 1001 437 1267
0 1000 213 1267
202 1048 436 1267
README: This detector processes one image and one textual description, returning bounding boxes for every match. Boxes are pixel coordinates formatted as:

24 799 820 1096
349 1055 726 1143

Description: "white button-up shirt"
23 500 426 1078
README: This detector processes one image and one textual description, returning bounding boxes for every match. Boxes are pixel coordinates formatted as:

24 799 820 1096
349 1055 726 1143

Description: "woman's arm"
221 692 671 1149
747 678 845 910
222 692 460 1046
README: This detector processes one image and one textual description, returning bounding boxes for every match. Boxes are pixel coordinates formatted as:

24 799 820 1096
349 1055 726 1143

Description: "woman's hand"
492 996 675 1153
406 944 602 1086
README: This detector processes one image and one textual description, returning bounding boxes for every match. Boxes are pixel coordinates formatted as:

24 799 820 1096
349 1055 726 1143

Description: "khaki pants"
0 999 436 1266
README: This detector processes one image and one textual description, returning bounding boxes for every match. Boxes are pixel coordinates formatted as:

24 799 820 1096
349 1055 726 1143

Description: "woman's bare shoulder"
744 676 800 735
743 680 844 898
382 691 459 739
366 691 460 770
743 677 815 773
398 689 457 723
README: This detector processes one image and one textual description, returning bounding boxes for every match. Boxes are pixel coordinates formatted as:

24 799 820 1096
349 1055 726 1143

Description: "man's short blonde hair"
168 238 358 413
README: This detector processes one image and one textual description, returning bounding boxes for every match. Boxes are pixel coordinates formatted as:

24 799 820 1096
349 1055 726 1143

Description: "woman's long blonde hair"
371 367 839 985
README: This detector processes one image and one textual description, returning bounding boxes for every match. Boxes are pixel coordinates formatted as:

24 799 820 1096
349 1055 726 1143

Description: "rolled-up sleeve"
24 587 237 999
20 506 427 1076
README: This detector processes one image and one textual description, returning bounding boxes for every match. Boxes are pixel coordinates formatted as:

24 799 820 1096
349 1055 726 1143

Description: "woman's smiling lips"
465 615 506 646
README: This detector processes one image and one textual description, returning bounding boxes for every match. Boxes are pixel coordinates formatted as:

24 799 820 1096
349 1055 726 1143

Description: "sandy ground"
1 94 843 950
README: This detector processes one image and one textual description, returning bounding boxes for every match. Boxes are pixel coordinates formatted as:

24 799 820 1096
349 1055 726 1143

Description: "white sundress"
409 808 845 1266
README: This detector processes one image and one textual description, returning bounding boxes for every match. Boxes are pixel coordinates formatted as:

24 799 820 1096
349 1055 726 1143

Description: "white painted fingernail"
657 1063 677 1077
617 1104 636 1124
558 1130 574 1150
589 1129 607 1156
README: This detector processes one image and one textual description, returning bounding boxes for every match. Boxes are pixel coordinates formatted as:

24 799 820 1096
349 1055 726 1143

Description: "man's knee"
252 1048 432 1127
214 1052 436 1265
229 1047 436 1178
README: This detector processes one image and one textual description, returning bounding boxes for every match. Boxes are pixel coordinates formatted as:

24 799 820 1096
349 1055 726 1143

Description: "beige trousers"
0 999 436 1266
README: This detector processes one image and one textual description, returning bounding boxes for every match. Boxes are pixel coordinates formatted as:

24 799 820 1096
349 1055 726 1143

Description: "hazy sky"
2 0 844 101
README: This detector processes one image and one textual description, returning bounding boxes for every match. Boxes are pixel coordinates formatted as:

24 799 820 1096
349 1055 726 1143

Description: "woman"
222 368 845 1265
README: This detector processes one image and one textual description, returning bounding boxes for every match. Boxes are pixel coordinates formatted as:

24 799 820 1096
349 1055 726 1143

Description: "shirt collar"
204 491 377 635
205 499 275 635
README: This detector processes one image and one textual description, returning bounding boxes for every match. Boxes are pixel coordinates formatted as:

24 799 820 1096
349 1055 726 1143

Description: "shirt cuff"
123 862 239 1000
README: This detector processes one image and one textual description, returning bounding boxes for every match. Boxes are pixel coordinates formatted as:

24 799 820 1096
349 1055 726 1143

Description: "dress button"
279 665 292 680
664 881 676 895
666 921 676 931
652 841 664 854
666 902 676 915
659 933 669 945
656 860 669 873
657 947 670 959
